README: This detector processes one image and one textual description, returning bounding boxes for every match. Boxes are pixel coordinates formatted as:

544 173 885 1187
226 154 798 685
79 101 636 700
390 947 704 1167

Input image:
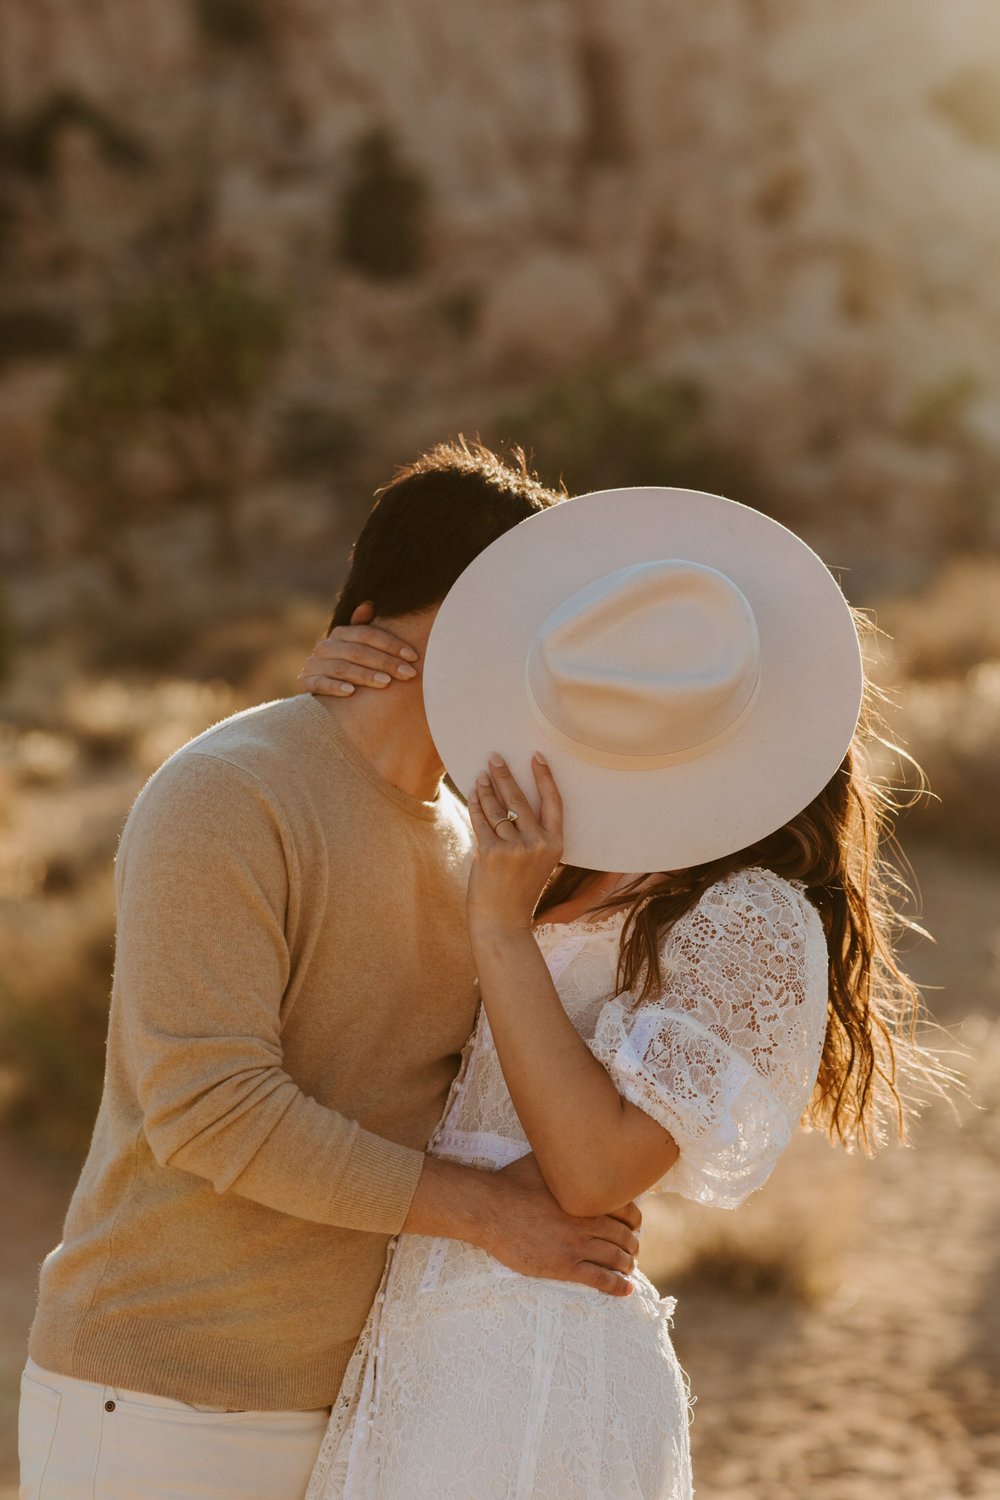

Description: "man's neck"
313 612 445 803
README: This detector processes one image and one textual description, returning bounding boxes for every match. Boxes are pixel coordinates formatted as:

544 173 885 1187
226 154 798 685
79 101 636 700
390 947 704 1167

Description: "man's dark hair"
328 435 566 631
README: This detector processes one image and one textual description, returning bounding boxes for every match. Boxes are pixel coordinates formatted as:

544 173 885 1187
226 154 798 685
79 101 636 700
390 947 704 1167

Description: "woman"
298 487 936 1500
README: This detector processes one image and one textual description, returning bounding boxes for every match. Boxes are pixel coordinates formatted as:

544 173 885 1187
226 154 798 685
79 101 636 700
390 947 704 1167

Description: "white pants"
18 1357 330 1500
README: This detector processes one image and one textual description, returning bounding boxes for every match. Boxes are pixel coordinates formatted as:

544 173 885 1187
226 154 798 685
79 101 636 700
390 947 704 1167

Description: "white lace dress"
306 866 830 1500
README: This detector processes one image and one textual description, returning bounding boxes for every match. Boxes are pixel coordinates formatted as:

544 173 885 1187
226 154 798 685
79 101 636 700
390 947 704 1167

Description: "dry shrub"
336 128 430 281
2 729 78 787
876 555 1000 679
957 1013 1000 1136
53 270 289 591
168 603 324 701
864 555 1000 854
0 874 115 1160
883 666 1000 853
61 675 240 775
84 609 206 677
638 1134 864 1308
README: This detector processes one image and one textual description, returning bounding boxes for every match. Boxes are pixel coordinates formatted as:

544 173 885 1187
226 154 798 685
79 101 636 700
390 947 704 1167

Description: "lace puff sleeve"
590 867 830 1210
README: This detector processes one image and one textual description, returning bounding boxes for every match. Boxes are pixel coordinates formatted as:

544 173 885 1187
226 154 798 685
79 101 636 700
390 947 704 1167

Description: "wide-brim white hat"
423 486 864 873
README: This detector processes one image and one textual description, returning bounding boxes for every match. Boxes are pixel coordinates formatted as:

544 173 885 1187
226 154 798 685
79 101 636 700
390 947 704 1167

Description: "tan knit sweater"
29 695 478 1410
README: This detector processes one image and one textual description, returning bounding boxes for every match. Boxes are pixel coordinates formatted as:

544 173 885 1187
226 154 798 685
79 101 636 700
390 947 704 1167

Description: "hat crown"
525 560 761 769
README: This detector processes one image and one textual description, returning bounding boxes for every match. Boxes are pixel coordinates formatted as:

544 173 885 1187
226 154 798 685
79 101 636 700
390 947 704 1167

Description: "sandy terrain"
1 836 997 1499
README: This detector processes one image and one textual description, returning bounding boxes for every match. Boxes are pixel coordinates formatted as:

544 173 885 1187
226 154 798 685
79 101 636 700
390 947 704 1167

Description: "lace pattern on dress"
590 868 829 1208
305 865 829 1498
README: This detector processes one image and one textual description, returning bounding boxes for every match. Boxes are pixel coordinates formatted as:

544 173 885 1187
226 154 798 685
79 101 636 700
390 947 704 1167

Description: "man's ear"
349 601 377 626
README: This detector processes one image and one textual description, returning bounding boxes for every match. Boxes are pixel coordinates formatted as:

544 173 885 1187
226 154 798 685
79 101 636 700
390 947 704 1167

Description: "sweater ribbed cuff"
331 1128 425 1234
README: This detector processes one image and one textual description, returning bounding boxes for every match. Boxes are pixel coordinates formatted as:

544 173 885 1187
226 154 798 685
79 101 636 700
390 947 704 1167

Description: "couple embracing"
20 437 919 1499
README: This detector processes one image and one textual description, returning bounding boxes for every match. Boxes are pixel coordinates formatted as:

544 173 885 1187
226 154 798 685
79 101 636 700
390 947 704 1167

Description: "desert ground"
1 833 996 1500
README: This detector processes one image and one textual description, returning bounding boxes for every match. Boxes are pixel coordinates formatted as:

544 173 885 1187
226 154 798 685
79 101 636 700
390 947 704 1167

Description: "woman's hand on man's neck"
314 608 445 803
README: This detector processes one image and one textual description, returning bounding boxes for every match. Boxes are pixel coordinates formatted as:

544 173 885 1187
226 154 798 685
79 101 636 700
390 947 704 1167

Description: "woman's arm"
468 757 679 1218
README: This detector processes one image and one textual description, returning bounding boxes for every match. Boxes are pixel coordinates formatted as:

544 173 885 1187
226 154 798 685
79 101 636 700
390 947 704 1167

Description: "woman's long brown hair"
535 611 952 1153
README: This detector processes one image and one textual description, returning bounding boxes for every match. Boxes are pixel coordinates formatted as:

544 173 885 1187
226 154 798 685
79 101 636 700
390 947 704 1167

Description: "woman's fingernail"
338 683 356 695
489 754 505 767
400 647 419 662
397 664 417 679
477 773 490 785
533 752 548 764
374 672 392 685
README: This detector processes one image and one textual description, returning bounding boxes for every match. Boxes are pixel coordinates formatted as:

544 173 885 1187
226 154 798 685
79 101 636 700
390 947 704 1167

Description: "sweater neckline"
299 695 443 821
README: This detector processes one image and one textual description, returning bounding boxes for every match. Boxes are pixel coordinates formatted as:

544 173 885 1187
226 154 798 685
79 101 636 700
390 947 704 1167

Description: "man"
20 436 642 1500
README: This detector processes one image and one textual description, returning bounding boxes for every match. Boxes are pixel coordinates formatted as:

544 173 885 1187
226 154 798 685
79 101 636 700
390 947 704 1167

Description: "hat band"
524 665 762 771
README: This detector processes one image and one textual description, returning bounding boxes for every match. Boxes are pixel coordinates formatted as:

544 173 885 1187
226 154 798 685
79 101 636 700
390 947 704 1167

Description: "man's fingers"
608 1201 643 1234
585 1228 636 1272
585 1239 634 1276
576 1264 633 1298
593 1215 641 1259
615 1228 641 1261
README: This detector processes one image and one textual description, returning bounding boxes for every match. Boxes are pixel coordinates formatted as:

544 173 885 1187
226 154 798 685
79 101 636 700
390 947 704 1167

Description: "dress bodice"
433 912 627 1168
431 864 830 1209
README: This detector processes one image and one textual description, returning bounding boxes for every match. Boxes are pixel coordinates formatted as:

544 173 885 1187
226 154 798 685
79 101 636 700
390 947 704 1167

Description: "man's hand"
485 1153 641 1296
403 1153 642 1298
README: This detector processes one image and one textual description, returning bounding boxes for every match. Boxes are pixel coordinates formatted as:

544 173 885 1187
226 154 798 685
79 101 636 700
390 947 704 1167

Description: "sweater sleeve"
114 750 424 1234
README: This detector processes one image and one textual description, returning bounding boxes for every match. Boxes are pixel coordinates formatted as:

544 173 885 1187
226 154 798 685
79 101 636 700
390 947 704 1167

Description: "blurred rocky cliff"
3 0 1000 630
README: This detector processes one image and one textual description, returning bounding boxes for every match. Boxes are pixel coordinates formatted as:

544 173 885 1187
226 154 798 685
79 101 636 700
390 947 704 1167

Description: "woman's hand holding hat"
467 755 563 939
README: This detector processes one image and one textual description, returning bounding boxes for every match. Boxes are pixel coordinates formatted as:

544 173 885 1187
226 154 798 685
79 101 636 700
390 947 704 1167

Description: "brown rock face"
4 0 1000 592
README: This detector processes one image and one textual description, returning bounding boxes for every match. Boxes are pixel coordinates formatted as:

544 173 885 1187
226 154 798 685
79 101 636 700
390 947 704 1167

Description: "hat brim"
423 487 864 873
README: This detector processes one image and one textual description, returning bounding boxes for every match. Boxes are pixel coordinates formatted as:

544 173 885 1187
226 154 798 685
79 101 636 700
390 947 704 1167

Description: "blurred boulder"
479 252 620 373
835 436 962 558
3 0 1000 595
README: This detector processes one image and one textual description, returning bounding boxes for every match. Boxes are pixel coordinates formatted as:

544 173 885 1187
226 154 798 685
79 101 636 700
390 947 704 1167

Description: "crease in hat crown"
524 560 762 770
